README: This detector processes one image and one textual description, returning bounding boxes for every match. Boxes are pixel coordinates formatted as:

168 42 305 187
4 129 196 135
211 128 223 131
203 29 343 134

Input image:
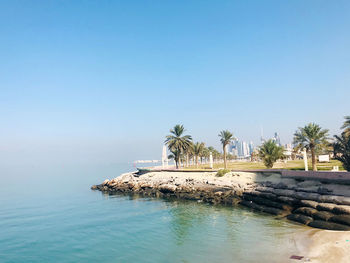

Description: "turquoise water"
0 164 305 263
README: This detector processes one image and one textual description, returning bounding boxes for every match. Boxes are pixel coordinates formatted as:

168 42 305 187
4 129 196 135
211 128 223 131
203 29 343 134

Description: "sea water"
0 163 306 263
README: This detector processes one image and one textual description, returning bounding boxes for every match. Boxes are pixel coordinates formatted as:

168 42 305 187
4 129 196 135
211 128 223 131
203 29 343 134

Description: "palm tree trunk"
196 155 198 168
186 153 189 167
223 145 227 169
311 146 317 171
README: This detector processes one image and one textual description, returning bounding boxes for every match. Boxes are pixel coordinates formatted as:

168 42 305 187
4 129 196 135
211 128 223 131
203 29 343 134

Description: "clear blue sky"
1 0 349 165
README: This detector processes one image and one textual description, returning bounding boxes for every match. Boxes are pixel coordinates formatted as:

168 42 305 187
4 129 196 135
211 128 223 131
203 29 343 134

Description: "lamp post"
209 152 213 169
303 148 308 171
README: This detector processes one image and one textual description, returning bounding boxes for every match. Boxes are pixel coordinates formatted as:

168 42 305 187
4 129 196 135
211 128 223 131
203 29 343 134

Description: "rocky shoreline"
92 170 350 231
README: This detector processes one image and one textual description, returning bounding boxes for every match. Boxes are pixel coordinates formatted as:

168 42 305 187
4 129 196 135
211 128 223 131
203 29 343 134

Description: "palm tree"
293 123 329 171
341 116 350 137
183 142 193 167
202 147 210 164
165 124 192 169
218 130 234 169
192 142 205 168
333 133 350 171
168 149 182 167
258 140 285 168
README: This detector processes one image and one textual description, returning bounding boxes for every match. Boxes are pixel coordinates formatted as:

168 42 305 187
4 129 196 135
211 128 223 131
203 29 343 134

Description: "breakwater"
92 170 350 231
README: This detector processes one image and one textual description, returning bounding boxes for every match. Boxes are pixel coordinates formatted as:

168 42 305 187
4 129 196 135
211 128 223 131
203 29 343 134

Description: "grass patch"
216 169 231 177
185 159 344 171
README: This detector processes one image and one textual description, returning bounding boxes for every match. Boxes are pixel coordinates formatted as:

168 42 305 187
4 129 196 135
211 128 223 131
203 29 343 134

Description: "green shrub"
216 169 230 177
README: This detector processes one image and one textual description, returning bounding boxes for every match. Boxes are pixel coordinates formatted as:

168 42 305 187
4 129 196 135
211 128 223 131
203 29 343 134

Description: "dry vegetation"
185 159 344 171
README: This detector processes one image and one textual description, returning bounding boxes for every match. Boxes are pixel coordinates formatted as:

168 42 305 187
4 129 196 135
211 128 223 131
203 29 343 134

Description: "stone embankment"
92 170 350 231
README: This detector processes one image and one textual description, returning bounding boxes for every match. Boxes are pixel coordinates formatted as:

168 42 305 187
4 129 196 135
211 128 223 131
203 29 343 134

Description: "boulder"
234 188 244 197
287 214 313 225
316 203 337 212
158 184 177 194
261 206 287 216
275 182 288 189
240 200 264 211
294 207 318 217
293 192 320 201
272 189 295 197
297 180 321 188
333 205 350 215
308 220 350 231
318 195 344 204
255 187 275 193
102 179 110 186
317 187 333 195
330 215 350 226
299 200 319 209
339 196 350 206
277 196 296 205
258 192 277 201
243 195 291 210
313 211 334 221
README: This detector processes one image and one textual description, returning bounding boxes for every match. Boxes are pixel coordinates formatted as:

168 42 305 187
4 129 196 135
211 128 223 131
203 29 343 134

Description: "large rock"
317 203 337 212
308 220 350 231
287 214 313 225
333 205 350 215
293 192 320 201
261 206 287 216
297 180 321 188
330 215 350 226
158 184 177 194
339 196 350 206
243 195 291 210
248 190 277 201
277 196 297 205
272 189 295 197
294 207 318 217
240 200 264 211
318 195 345 204
300 200 319 209
313 211 334 221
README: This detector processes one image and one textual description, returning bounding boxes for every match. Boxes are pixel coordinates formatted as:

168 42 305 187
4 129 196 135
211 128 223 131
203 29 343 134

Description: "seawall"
91 170 350 231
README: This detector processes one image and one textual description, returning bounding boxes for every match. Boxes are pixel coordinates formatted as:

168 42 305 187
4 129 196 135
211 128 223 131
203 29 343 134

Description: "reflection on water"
0 164 307 263
103 191 306 262
167 200 207 245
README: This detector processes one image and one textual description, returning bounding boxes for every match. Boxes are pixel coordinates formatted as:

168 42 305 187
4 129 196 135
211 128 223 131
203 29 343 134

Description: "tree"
341 116 350 137
201 147 210 164
192 142 205 168
293 123 329 171
333 133 350 171
218 130 234 169
168 149 182 167
258 140 285 168
183 142 194 167
165 124 192 169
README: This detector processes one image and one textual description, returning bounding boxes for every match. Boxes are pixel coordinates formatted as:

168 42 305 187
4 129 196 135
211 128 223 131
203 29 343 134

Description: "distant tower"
274 132 281 146
260 126 265 144
162 145 168 168
248 141 254 155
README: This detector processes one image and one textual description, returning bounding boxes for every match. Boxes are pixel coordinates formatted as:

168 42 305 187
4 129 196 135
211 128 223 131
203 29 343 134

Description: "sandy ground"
291 229 350 263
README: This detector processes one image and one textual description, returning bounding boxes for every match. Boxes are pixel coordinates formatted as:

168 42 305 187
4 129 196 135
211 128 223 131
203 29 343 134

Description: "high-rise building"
248 141 254 155
228 139 253 158
273 132 281 146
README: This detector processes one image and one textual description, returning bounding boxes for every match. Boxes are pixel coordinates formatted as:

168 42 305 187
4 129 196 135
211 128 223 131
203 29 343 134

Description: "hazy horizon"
1 1 349 166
